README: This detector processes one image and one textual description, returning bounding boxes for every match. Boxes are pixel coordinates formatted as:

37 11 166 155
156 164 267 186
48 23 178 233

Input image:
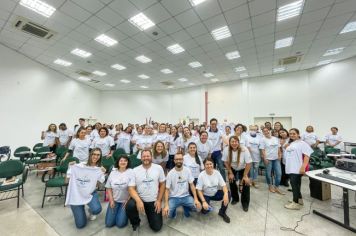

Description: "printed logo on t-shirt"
76 175 91 187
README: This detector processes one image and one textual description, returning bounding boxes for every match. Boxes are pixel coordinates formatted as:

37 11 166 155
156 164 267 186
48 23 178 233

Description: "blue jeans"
70 192 102 229
211 150 226 181
168 195 196 218
105 201 128 228
201 190 231 214
265 159 282 187
250 162 259 180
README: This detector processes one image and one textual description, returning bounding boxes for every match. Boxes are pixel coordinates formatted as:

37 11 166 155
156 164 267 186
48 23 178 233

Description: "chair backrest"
101 156 115 173
129 154 142 169
0 160 24 178
35 146 51 156
14 146 31 158
325 147 340 154
33 143 43 152
59 156 79 173
113 148 126 161
351 148 356 155
55 146 68 159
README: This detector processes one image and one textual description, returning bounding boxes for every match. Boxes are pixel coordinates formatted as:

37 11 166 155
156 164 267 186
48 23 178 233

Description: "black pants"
230 168 250 209
289 174 302 203
281 162 289 186
200 190 231 214
125 199 162 232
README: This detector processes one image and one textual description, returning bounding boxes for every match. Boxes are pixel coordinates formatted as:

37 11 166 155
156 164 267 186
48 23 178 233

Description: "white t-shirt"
91 136 115 156
280 138 290 164
131 133 141 153
58 129 73 146
166 167 194 198
69 138 91 162
105 168 134 203
152 153 169 165
222 147 252 170
137 135 154 150
129 163 165 202
90 129 100 141
285 140 313 174
154 133 169 144
168 135 182 155
208 129 223 152
43 131 59 146
301 132 318 146
183 154 204 179
182 136 198 153
116 132 131 154
325 134 343 149
236 132 250 148
260 136 280 160
65 163 105 205
196 170 226 197
247 135 262 162
196 140 212 161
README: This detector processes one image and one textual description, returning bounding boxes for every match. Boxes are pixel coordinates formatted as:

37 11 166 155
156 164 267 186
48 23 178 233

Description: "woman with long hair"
183 142 204 184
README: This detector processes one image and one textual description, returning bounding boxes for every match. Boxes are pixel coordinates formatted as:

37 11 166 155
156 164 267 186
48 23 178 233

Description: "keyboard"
316 173 356 186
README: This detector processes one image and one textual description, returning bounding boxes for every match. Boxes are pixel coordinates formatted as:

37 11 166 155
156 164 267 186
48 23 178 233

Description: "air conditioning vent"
89 79 100 83
14 16 56 40
76 70 92 77
279 55 303 65
160 81 174 86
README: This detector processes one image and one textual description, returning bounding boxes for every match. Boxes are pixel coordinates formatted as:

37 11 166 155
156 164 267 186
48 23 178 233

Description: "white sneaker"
284 202 302 210
88 212 97 221
288 198 304 205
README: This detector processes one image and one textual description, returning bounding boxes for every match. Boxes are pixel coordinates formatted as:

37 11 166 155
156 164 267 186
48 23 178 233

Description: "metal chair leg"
17 186 20 208
42 186 47 208
22 184 24 197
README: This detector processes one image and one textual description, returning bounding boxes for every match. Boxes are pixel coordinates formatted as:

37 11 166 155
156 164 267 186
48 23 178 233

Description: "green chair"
351 148 356 156
55 146 69 163
0 160 28 208
41 156 79 208
129 154 142 169
33 143 43 153
14 146 32 163
113 148 126 161
101 156 115 173
25 146 51 167
325 146 340 155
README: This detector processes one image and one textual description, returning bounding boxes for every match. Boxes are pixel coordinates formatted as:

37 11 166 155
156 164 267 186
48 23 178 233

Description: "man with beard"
162 153 201 218
126 150 165 232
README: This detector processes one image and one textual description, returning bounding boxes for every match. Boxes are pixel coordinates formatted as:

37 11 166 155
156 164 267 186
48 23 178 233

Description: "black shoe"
231 200 238 205
132 224 140 231
283 183 289 187
242 206 249 212
218 212 230 223
287 188 292 192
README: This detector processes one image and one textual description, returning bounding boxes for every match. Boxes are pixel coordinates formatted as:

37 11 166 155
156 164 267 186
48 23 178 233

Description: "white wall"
0 44 100 150
2 42 356 151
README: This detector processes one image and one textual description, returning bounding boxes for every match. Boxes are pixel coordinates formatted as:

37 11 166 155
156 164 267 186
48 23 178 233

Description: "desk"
306 168 356 233
327 153 356 159
344 142 356 152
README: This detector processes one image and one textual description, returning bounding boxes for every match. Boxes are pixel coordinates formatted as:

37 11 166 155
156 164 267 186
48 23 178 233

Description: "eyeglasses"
92 153 101 156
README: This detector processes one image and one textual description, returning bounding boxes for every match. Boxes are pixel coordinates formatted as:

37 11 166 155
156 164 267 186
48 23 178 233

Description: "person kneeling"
196 158 231 223
163 153 201 218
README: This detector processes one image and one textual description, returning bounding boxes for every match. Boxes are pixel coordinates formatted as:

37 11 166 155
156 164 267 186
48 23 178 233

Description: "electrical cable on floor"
279 200 314 235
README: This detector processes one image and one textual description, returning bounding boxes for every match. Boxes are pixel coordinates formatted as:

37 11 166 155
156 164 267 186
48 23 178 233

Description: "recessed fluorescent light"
235 66 246 72
105 83 115 87
189 0 207 6
95 34 118 47
178 78 188 82
323 47 344 57
138 74 150 79
204 73 214 78
78 76 91 81
167 85 174 89
240 73 249 78
211 26 231 40
161 68 173 74
19 0 56 18
71 48 92 58
317 60 332 66
225 51 240 60
120 79 131 83
211 78 219 82
93 70 107 76
140 85 148 89
277 0 304 22
273 67 285 73
135 55 152 63
340 21 356 34
188 82 195 86
53 59 72 67
167 44 185 54
111 64 126 70
275 37 294 49
128 13 155 31
188 61 202 68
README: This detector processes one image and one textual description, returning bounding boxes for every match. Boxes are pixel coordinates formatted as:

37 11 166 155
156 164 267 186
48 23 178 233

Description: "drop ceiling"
1 0 356 91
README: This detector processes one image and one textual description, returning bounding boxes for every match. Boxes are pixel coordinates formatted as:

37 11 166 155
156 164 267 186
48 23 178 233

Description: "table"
327 153 356 159
344 142 356 152
306 167 356 233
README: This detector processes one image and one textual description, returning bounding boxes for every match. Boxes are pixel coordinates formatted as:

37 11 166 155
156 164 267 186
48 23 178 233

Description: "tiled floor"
0 173 355 236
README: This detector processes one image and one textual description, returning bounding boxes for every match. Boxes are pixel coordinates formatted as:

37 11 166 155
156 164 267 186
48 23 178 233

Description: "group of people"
40 118 343 231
